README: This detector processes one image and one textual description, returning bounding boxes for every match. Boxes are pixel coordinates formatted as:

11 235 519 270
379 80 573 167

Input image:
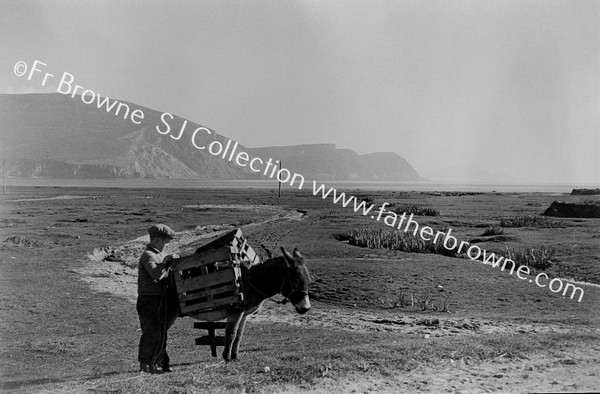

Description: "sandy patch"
79 204 305 298
3 195 98 202
271 352 599 393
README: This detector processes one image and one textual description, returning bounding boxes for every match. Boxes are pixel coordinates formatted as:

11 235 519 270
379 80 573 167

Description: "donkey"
222 247 311 362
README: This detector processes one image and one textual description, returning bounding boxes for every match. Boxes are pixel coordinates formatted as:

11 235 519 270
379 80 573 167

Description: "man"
137 224 180 374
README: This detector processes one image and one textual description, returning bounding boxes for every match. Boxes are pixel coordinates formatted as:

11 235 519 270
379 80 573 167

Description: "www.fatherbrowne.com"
311 181 585 303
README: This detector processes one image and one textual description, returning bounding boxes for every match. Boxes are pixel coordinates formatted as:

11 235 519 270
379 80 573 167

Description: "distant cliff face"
0 93 422 181
248 145 421 181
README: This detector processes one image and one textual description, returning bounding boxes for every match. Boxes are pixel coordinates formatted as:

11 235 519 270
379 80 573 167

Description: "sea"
3 178 596 194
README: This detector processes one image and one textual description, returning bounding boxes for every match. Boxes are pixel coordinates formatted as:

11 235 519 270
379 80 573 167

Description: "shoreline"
2 177 596 193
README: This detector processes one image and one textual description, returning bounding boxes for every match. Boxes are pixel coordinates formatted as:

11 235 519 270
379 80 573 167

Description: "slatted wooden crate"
194 228 260 265
171 229 260 318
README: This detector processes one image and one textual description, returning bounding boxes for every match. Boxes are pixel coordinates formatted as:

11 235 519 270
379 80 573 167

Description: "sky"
1 0 598 184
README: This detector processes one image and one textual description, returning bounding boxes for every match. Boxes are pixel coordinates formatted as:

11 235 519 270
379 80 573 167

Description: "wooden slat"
176 269 236 293
179 294 241 314
195 336 225 346
194 321 227 329
195 229 241 254
215 260 237 270
179 283 239 302
240 252 258 265
172 247 233 271
231 236 242 249
182 292 238 309
239 243 259 264
234 266 243 284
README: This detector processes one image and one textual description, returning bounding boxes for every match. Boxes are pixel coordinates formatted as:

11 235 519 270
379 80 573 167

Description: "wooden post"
278 159 282 198
2 160 6 195
194 321 227 357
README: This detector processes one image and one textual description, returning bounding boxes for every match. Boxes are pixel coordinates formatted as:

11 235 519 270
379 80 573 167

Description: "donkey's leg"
231 315 248 361
231 301 264 361
223 310 244 362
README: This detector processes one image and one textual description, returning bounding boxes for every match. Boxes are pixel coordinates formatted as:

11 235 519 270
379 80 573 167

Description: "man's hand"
163 253 180 268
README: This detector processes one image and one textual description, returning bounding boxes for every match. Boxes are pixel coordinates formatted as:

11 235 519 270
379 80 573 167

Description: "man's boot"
139 363 163 374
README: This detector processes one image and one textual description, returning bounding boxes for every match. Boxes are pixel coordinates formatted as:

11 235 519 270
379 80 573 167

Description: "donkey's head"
280 247 311 314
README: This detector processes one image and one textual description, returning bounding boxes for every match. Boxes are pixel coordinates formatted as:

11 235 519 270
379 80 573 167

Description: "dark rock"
333 233 351 241
543 201 600 218
104 254 124 262
560 359 577 365
571 188 600 195
416 318 440 326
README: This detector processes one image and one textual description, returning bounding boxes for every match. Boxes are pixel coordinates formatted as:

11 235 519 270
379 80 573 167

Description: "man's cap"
148 224 176 239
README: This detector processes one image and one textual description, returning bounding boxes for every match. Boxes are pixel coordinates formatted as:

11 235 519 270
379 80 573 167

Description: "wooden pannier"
171 229 260 321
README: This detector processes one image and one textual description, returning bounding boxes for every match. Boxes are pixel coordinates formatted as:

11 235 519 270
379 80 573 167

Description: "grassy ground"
1 186 599 393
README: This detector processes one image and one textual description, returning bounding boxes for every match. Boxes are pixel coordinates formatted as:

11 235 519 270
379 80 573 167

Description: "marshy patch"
444 219 481 227
345 227 456 257
505 246 555 270
356 195 374 204
499 215 561 228
480 225 504 236
420 191 486 197
469 235 519 244
390 204 440 216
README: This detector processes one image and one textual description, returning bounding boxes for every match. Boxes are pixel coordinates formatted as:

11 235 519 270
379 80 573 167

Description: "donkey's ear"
293 248 303 259
281 247 295 267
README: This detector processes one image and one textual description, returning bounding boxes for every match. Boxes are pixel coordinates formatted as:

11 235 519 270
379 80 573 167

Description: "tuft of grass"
582 199 600 205
391 204 440 216
505 246 555 270
499 215 560 228
348 227 456 257
3 235 43 247
356 195 374 205
392 292 450 312
481 225 504 236
421 191 486 197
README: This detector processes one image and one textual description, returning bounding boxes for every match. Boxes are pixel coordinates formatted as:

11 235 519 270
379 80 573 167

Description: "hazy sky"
1 0 598 184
